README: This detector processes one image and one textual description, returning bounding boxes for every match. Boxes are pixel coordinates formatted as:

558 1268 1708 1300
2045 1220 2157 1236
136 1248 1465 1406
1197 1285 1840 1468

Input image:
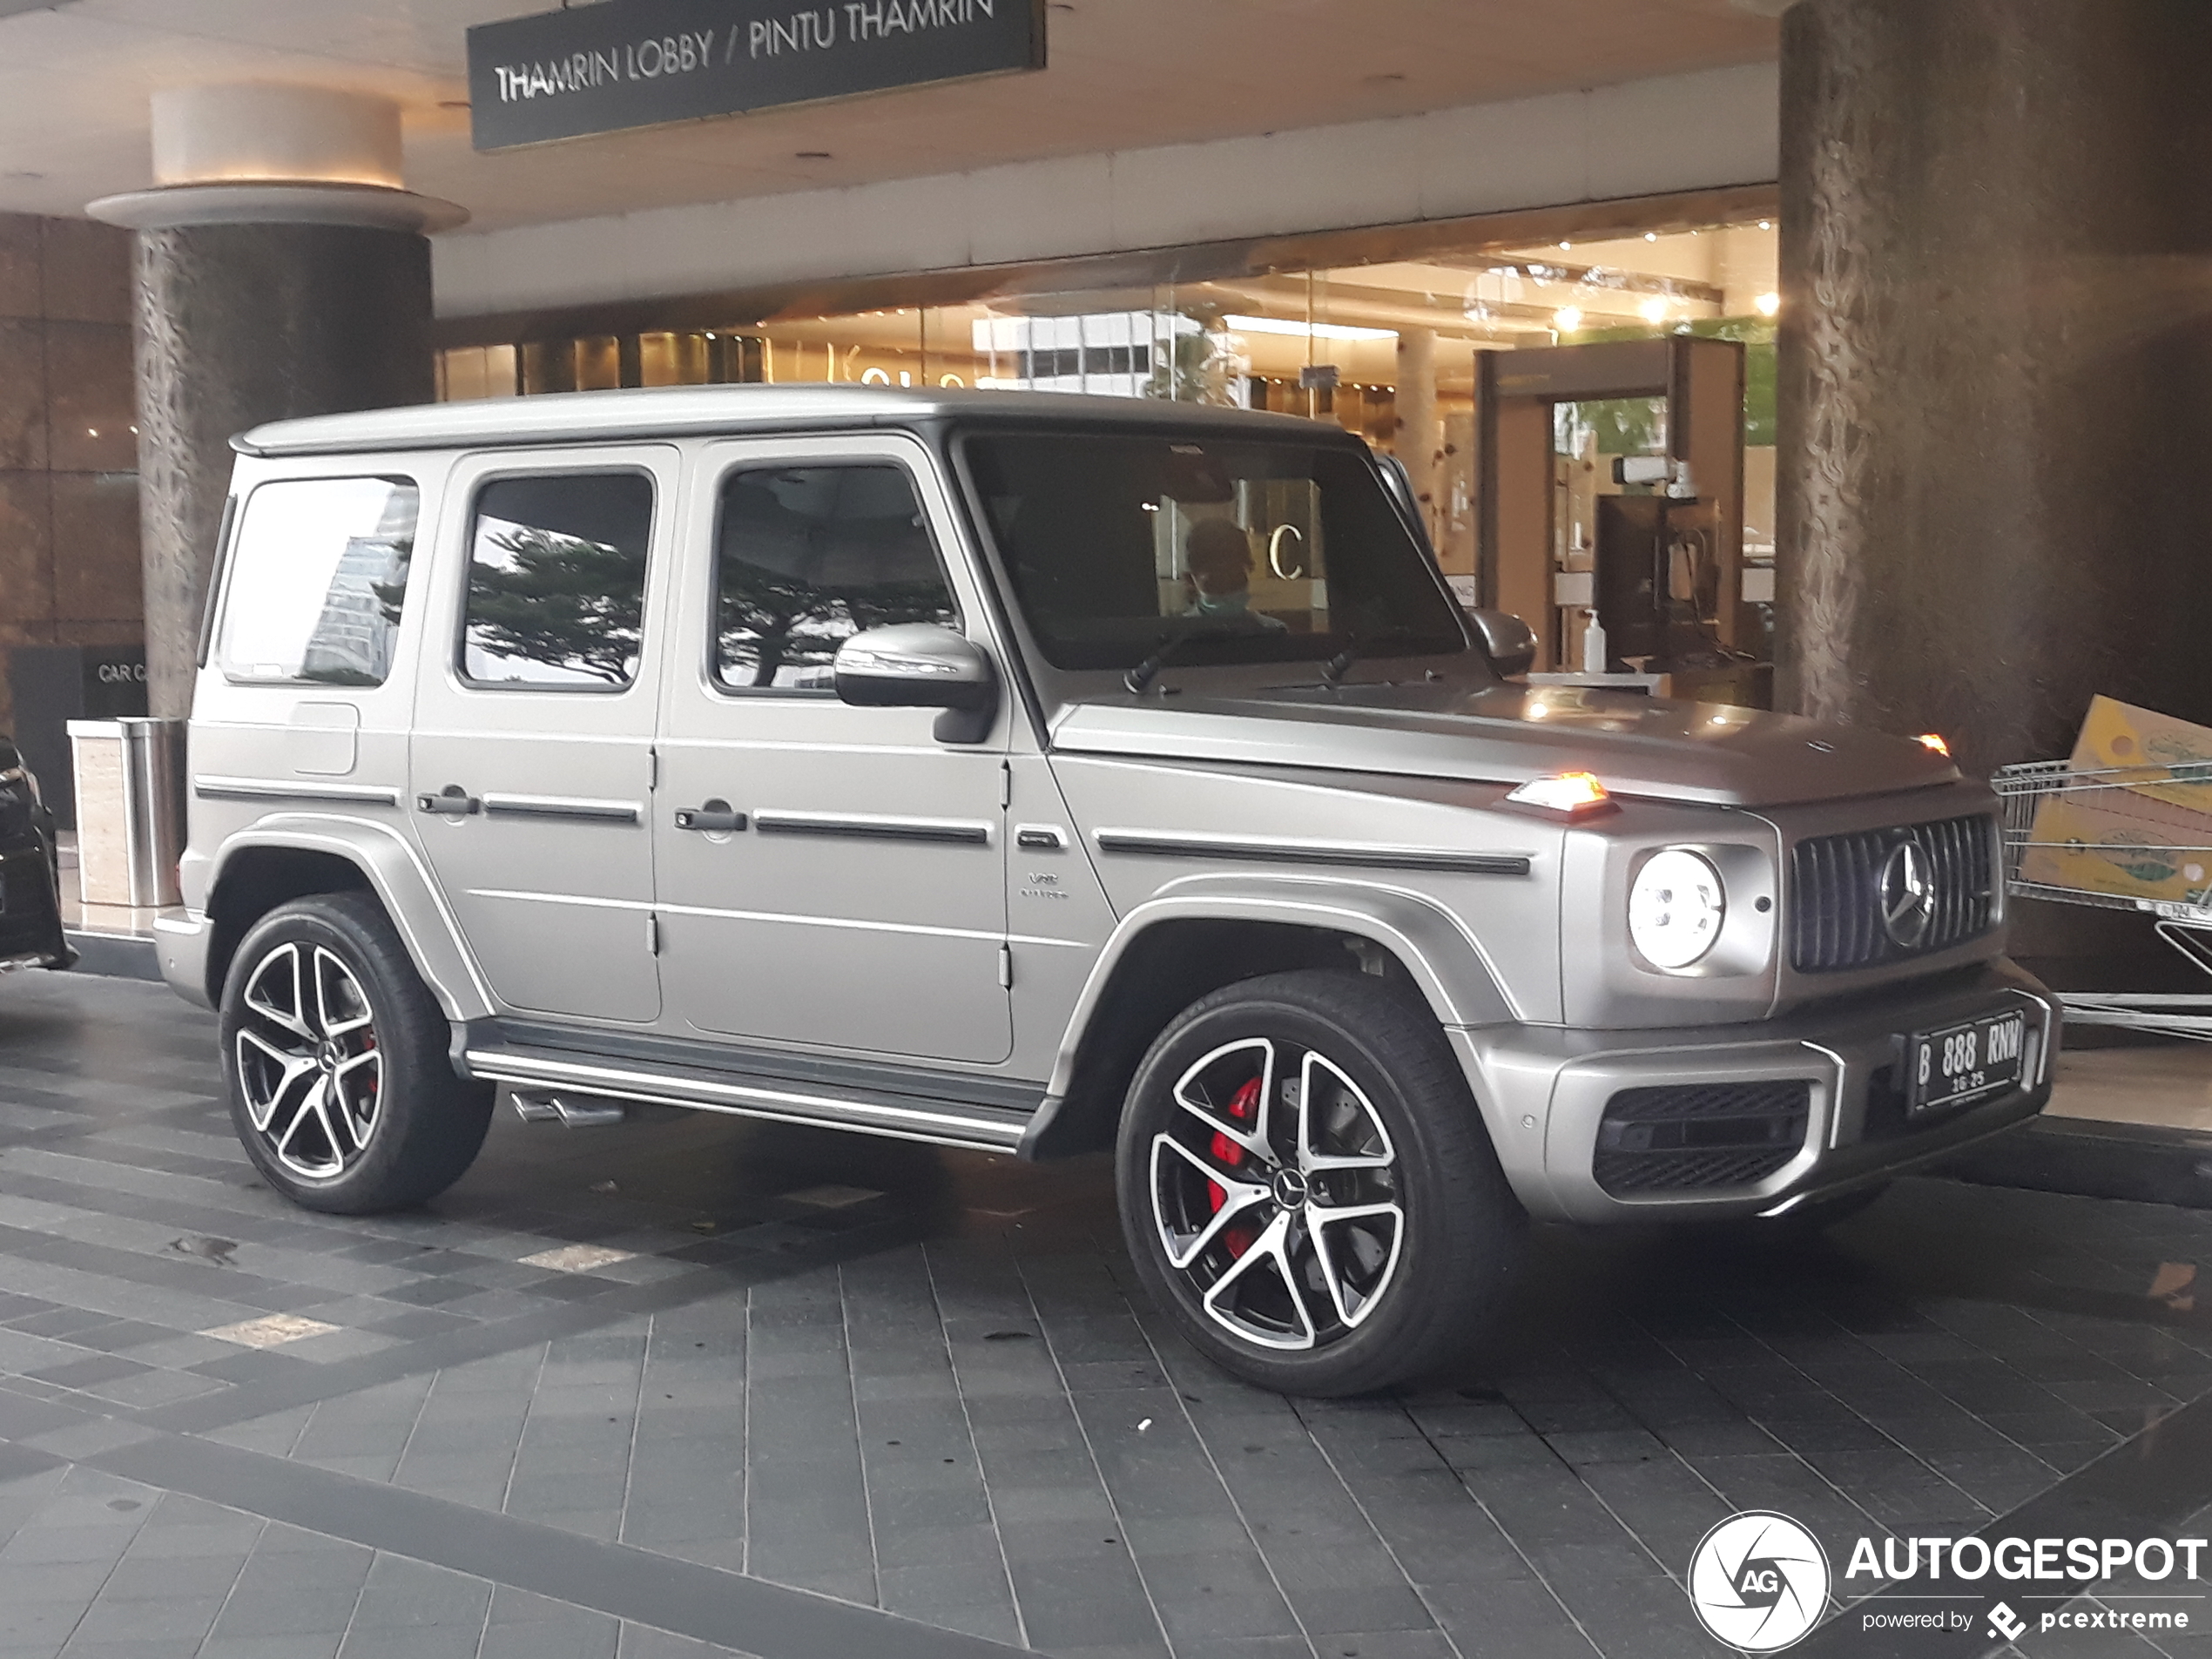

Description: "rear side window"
714 463 957 691
219 476 416 685
462 473 654 691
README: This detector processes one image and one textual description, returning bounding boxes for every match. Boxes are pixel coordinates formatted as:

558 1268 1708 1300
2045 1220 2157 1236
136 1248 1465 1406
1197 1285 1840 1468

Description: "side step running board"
465 1042 1035 1153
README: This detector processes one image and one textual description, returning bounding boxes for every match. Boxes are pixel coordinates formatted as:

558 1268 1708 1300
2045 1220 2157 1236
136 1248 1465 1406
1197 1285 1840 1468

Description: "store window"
438 204 1783 696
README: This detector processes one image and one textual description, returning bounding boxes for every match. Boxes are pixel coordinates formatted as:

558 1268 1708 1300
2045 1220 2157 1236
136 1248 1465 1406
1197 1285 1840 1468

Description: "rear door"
652 435 1013 1063
408 447 676 1026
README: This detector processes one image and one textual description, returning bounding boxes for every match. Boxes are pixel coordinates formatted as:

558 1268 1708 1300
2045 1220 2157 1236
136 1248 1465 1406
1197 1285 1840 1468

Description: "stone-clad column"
92 86 462 716
1775 0 2212 774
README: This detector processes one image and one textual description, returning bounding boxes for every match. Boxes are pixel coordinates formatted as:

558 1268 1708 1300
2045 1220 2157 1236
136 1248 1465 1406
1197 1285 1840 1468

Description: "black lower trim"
1094 832 1531 877
482 799 642 825
752 813 990 846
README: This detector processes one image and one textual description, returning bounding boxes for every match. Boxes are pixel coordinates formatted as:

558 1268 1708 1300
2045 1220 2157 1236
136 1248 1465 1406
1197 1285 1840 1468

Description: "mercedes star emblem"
1879 840 1936 948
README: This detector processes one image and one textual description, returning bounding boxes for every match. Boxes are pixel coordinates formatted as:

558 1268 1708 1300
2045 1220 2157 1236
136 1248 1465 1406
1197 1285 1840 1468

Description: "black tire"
219 892 493 1215
1116 969 1525 1397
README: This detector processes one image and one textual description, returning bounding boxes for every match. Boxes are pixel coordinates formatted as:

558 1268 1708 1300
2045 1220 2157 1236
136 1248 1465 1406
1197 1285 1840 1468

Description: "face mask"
1193 590 1251 614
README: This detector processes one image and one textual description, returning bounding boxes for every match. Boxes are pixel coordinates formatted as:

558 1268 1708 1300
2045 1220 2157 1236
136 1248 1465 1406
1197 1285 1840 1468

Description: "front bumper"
1454 960 2058 1224
154 907 215 1009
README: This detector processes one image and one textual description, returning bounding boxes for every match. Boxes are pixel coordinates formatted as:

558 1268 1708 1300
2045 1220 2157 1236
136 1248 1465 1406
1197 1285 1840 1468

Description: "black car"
0 737 68 972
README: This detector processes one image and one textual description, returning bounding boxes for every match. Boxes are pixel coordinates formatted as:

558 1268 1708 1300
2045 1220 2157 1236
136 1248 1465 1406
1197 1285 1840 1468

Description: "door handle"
674 800 747 833
417 786 482 817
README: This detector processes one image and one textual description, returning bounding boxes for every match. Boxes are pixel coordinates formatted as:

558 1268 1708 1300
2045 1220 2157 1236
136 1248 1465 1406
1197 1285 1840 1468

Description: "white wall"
433 61 1779 320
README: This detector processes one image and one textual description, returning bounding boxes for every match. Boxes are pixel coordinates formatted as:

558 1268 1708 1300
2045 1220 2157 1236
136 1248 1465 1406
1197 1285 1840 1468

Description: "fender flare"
1023 872 1521 1156
203 815 496 1024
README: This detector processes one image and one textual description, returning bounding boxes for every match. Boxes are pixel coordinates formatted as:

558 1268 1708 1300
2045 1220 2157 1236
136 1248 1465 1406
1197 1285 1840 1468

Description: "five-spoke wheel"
1150 1035 1406 1352
234 941 384 1181
1119 969 1525 1396
219 893 493 1214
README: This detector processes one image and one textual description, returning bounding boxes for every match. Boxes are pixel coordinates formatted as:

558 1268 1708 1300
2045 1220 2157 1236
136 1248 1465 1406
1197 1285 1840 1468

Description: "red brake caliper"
1208 1076 1263 1258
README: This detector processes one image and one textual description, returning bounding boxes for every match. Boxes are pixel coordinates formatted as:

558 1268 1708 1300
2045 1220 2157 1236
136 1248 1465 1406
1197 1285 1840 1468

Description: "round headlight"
1629 848 1726 970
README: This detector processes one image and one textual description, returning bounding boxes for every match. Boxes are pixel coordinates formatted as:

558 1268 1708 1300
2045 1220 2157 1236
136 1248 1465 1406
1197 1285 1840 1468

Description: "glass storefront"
437 208 1780 690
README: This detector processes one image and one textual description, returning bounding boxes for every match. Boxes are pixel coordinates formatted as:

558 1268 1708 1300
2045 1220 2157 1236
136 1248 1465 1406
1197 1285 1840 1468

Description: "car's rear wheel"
220 893 492 1214
1117 969 1525 1397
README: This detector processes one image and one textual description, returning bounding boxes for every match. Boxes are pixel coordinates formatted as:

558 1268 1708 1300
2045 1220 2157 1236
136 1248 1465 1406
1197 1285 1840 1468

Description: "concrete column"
91 86 462 716
1393 327 1441 548
1775 0 2212 773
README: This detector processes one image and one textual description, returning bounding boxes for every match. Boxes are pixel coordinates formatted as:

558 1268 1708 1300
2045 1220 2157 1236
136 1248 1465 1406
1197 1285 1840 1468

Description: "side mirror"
1467 608 1538 678
833 624 999 745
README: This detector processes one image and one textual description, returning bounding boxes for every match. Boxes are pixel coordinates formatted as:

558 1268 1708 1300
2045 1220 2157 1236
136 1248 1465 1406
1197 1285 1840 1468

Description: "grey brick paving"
6 974 2212 1655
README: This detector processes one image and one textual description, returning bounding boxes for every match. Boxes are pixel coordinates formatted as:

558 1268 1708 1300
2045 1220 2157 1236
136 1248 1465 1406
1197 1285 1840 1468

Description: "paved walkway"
3 972 2211 1658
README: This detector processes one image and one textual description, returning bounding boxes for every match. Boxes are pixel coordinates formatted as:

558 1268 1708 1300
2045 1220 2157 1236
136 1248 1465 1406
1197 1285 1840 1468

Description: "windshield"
961 431 1469 672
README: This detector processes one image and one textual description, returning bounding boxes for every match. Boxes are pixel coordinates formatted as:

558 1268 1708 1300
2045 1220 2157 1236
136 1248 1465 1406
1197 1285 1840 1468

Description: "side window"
219 476 416 685
714 463 958 691
462 472 654 691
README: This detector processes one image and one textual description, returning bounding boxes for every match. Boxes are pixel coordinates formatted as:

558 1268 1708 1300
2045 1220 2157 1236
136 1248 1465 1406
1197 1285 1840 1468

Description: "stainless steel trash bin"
68 717 186 908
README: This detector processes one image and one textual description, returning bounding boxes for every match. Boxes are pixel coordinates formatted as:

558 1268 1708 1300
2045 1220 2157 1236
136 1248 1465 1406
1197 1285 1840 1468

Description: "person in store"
1183 519 1286 630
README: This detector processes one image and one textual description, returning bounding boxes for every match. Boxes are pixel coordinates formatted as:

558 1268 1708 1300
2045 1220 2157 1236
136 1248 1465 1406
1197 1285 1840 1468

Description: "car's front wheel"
219 893 493 1215
1116 969 1525 1397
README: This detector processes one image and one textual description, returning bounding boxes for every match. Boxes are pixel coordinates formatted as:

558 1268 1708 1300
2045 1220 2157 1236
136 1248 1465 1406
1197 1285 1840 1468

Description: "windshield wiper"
1123 625 1251 694
1320 627 1418 685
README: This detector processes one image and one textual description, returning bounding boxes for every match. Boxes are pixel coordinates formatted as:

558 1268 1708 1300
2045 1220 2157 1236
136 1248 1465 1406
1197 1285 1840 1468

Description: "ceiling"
0 0 1777 234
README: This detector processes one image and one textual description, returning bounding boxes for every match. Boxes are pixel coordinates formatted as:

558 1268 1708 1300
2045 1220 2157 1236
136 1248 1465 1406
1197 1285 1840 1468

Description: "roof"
233 384 1343 458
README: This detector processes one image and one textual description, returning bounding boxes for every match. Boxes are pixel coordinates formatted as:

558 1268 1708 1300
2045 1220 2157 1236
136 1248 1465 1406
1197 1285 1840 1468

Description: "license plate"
1909 1009 2027 1116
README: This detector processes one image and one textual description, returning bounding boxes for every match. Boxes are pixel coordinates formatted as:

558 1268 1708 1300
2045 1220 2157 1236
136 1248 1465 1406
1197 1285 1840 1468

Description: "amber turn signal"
1915 733 1952 757
1506 772 1615 818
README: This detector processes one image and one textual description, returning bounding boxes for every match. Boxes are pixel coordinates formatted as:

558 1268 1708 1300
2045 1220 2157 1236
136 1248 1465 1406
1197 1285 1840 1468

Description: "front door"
409 447 675 1026
654 436 1011 1064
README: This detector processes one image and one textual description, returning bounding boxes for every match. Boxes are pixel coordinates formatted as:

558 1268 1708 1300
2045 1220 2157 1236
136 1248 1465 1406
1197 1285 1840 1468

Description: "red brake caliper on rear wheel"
1207 1076 1263 1258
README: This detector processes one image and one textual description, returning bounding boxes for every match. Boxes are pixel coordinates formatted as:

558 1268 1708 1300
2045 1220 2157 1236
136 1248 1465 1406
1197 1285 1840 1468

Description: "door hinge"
998 943 1013 988
648 746 659 791
1000 760 1012 810
646 913 661 956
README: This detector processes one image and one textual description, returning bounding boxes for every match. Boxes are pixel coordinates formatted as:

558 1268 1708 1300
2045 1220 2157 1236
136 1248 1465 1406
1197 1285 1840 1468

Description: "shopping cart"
1993 759 2212 1039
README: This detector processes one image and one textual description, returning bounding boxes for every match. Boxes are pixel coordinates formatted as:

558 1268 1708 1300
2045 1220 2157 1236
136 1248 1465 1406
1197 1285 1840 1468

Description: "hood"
1050 680 1960 809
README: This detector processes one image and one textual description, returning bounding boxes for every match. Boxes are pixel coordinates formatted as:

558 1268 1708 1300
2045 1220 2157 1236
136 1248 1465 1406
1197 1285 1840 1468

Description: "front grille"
1593 1081 1812 1196
1791 814 1997 974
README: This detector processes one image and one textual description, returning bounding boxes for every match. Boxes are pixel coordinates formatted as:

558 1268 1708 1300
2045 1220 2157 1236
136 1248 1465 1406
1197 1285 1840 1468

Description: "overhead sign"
467 0 1046 151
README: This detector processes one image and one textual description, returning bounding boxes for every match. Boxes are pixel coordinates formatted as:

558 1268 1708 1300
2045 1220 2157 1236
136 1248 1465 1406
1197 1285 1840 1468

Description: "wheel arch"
203 820 493 1024
1020 877 1515 1159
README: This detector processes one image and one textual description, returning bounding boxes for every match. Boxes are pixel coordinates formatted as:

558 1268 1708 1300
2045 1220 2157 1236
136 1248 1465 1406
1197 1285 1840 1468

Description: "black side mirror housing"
1467 608 1538 678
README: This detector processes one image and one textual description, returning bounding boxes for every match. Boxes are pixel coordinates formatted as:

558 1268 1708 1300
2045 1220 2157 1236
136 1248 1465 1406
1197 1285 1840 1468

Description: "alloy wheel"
1149 1035 1406 1352
233 941 383 1181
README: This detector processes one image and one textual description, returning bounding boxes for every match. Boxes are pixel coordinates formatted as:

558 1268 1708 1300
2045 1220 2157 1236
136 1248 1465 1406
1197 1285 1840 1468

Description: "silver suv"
160 387 2054 1396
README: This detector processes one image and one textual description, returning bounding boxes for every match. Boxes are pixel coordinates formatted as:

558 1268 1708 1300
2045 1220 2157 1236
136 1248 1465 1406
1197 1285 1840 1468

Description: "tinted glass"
963 434 1467 672
462 473 654 690
219 477 415 685
714 464 958 691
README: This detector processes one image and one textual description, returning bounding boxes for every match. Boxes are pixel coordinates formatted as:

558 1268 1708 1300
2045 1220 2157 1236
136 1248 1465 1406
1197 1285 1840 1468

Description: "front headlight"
1629 847 1727 970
